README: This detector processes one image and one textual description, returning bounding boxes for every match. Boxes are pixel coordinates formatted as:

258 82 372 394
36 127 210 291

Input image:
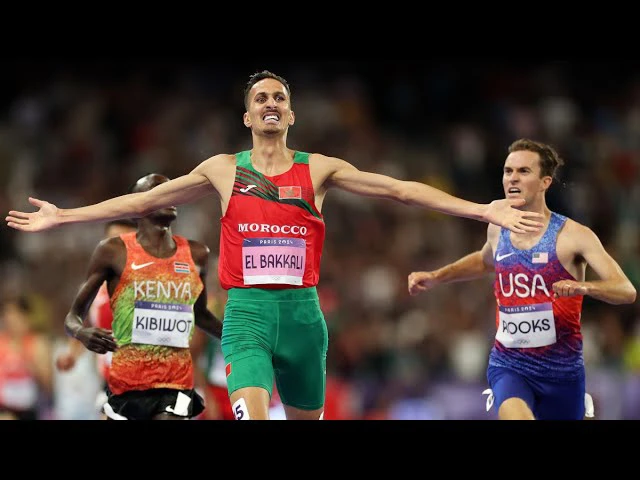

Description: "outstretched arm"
553 225 637 304
324 157 544 234
6 159 219 232
64 239 120 354
408 238 495 296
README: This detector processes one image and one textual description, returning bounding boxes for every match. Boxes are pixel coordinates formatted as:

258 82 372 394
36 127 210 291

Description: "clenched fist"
408 271 439 296
552 280 589 298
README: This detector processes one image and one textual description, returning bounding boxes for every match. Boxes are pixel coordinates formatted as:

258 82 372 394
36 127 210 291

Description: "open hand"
6 197 60 232
485 199 544 234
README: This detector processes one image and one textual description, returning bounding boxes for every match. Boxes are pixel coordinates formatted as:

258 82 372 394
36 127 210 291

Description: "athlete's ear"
243 112 251 128
288 110 295 126
541 175 553 192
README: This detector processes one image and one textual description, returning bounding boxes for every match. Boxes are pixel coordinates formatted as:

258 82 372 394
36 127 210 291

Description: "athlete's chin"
506 193 525 202
261 126 283 135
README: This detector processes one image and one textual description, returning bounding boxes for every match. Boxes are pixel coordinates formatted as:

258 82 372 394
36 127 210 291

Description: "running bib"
242 237 306 286
496 303 557 348
131 301 194 348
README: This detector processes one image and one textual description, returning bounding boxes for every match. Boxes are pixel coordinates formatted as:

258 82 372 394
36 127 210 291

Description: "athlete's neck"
136 224 176 258
250 137 294 176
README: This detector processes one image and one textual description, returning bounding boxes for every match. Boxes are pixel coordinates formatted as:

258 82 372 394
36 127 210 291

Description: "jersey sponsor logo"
131 261 154 270
240 184 258 193
278 186 302 200
496 252 515 261
134 281 193 301
498 273 550 298
238 223 308 236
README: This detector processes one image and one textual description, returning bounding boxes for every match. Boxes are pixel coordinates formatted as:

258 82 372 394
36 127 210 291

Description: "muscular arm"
555 223 637 304
322 156 543 234
408 225 496 295
6 157 222 232
64 239 120 353
190 241 223 339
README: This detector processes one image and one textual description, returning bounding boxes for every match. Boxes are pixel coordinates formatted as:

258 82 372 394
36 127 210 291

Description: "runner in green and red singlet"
7 71 545 420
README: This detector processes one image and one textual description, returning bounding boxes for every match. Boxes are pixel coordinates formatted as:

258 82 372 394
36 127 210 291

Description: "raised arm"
6 157 221 232
323 156 544 234
553 223 637 305
64 239 120 354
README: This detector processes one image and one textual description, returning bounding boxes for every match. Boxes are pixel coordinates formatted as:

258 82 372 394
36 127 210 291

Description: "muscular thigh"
273 299 328 411
487 366 536 415
532 375 585 420
221 295 278 397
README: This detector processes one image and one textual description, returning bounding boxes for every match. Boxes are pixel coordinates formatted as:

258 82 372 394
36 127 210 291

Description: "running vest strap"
219 151 325 290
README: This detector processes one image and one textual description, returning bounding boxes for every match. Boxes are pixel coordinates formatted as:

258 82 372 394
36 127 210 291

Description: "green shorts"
221 287 328 410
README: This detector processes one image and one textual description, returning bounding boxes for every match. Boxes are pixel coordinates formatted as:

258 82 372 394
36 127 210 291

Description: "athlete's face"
243 78 295 135
503 150 552 205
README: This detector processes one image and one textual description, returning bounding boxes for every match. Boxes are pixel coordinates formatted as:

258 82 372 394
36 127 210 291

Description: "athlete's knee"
229 387 270 420
283 405 324 420
498 397 535 420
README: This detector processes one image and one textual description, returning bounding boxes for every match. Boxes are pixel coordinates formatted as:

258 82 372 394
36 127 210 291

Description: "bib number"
131 301 194 348
496 302 557 348
242 237 306 286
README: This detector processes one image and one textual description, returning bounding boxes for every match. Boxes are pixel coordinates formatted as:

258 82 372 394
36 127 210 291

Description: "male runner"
408 139 636 419
63 174 222 420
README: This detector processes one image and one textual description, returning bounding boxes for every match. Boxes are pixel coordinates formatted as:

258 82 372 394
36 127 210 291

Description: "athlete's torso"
489 212 584 380
219 150 325 290
108 232 204 395
0 334 39 411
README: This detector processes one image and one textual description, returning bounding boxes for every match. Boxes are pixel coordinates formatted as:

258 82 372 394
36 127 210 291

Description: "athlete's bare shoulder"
308 153 352 189
557 217 599 252
89 235 127 272
96 235 126 256
191 154 238 196
193 154 237 175
187 239 211 268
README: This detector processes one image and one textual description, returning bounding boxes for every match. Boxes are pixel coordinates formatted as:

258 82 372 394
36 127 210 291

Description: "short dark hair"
508 138 565 181
244 70 291 109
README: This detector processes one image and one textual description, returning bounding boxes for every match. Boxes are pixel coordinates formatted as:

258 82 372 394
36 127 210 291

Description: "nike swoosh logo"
131 261 154 270
240 185 258 193
496 253 515 261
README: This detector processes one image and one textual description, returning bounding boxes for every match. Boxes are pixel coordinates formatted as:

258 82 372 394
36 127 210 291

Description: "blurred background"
0 59 638 419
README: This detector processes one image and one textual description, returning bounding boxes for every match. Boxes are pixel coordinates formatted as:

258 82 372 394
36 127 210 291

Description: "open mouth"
263 113 280 124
